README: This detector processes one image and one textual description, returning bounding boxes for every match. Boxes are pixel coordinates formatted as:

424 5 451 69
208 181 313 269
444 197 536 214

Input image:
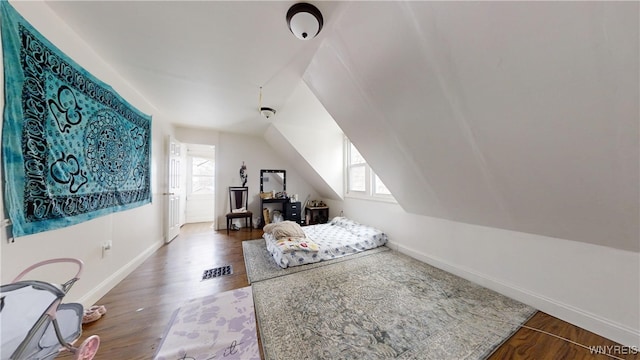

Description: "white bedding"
263 217 387 268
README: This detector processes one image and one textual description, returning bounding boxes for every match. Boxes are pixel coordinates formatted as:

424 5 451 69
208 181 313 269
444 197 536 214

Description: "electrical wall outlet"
102 240 113 258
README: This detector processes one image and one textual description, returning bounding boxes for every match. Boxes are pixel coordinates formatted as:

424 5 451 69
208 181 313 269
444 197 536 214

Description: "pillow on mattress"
350 225 385 241
330 217 386 242
263 221 306 239
329 216 359 228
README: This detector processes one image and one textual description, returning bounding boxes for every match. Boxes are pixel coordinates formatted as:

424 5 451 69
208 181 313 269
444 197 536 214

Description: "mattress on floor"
264 217 387 268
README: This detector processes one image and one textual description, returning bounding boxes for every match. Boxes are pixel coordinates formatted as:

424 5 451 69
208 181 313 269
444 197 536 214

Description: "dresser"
283 201 304 225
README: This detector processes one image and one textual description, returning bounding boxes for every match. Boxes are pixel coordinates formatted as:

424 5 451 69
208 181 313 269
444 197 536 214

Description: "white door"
165 136 182 242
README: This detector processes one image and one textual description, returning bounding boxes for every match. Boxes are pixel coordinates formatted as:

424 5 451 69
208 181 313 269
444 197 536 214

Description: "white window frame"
185 144 216 201
345 138 396 203
187 156 215 196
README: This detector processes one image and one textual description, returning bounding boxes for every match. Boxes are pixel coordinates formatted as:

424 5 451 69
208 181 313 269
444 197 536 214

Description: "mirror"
260 169 286 196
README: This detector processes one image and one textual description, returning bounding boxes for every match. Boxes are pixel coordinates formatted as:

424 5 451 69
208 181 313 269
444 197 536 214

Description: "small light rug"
253 250 537 360
242 238 390 283
154 286 259 360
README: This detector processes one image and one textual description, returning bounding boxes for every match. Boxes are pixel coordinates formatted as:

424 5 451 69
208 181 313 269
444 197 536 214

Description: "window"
348 143 366 192
190 157 215 195
373 174 391 196
346 139 395 201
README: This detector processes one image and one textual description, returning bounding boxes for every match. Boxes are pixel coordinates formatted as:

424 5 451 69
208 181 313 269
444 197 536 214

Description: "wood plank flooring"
63 223 637 360
488 312 638 360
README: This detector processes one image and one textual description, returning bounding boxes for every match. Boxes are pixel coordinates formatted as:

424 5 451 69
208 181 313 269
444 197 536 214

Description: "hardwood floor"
61 223 259 359
488 312 638 360
64 223 637 360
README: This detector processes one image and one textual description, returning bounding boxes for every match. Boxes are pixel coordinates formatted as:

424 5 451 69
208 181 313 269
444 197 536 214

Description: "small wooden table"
305 206 329 225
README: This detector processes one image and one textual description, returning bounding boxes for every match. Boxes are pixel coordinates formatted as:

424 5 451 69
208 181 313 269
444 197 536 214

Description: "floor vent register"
202 265 233 280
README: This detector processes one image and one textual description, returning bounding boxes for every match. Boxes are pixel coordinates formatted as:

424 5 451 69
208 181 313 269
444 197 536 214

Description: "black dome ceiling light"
286 3 323 40
260 107 276 119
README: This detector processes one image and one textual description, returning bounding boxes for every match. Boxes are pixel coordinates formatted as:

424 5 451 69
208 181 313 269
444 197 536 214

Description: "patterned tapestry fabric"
253 250 537 360
1 2 152 237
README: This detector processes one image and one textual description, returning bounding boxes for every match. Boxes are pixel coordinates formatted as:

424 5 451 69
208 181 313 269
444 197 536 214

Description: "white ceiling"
45 1 341 135
41 1 639 252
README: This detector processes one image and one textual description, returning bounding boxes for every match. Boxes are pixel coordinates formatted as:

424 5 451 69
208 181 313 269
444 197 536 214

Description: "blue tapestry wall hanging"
1 2 152 237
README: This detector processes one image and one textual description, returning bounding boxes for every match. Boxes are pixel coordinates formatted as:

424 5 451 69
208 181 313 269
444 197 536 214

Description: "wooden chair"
226 187 252 234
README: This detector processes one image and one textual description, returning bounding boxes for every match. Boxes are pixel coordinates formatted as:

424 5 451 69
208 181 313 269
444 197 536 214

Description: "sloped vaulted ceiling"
304 1 639 252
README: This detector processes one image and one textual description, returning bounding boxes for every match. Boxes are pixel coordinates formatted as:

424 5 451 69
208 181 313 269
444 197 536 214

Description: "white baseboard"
387 240 640 347
77 239 164 307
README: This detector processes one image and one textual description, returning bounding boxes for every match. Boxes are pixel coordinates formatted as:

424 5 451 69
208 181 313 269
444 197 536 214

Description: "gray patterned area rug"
242 238 390 283
253 250 536 360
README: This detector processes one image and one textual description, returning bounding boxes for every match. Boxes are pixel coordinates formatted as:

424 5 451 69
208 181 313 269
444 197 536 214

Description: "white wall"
324 197 640 347
215 132 318 229
268 81 344 200
305 1 639 252
264 125 341 202
0 2 173 306
175 126 220 148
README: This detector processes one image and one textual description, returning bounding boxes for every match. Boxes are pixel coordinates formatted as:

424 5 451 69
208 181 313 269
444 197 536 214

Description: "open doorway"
185 144 216 225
